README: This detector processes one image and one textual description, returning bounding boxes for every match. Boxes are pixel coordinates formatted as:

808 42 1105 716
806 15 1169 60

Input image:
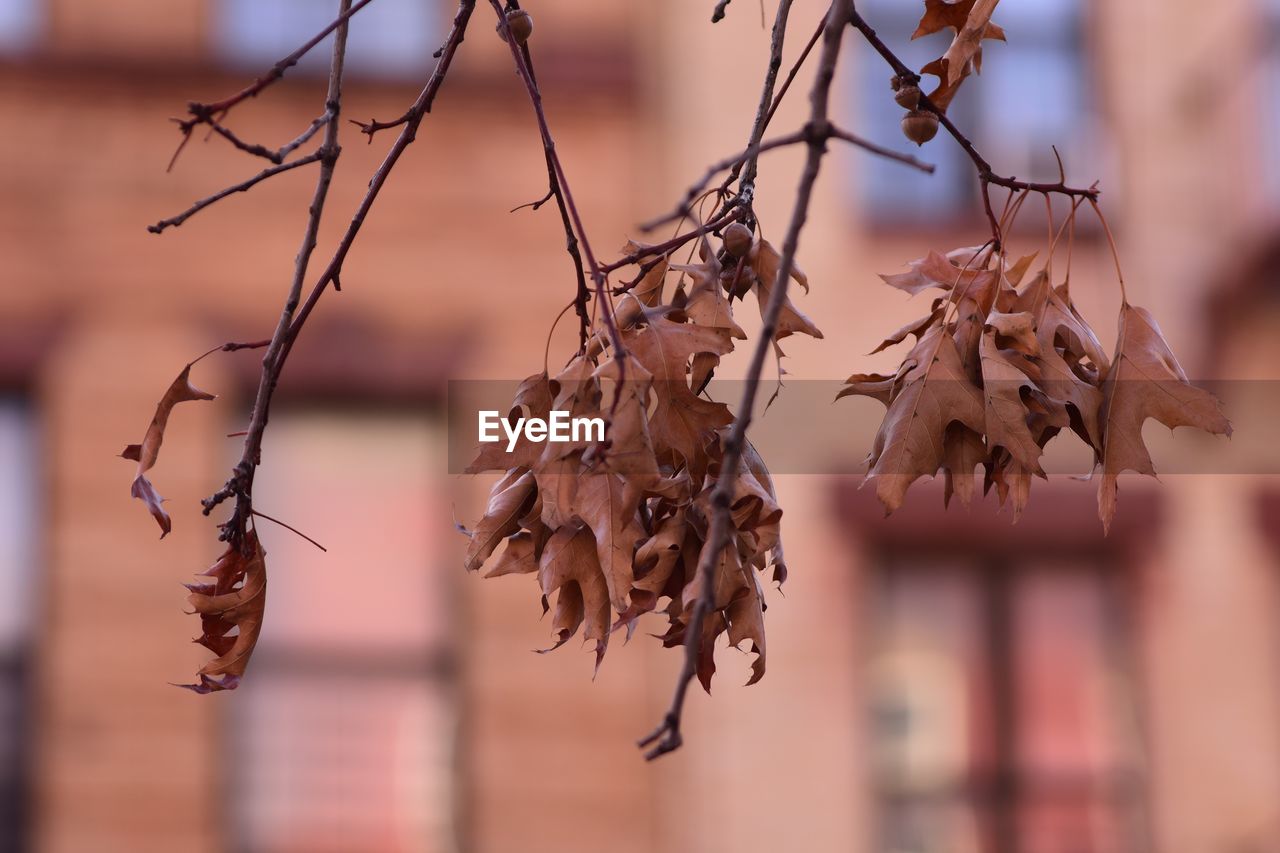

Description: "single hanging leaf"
912 0 1006 41
939 0 1002 86
121 363 216 537
179 530 267 693
624 311 734 475
979 322 1047 474
462 469 536 571
536 523 612 672
1098 303 1231 531
726 567 767 686
483 530 539 578
856 326 987 513
941 423 988 507
572 472 644 613
869 301 944 354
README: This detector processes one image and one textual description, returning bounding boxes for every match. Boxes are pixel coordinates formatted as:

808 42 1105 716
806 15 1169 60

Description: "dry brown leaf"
912 0 1006 41
179 530 266 693
463 469 536 571
1098 303 1231 531
726 567 767 686
484 530 539 578
573 473 644 612
941 423 988 507
625 312 735 472
537 523 612 671
858 326 987 512
870 301 944 354
121 363 216 537
939 0 1002 86
979 324 1046 473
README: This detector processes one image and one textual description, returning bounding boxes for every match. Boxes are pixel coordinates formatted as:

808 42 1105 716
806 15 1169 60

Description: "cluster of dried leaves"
841 241 1231 529
461 229 820 685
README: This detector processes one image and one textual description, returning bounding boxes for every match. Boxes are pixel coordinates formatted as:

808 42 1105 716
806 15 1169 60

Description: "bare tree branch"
640 0 852 761
203 0 356 542
149 152 325 234
489 0 625 375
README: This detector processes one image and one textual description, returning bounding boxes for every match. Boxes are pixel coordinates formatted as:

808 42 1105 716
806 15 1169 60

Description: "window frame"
839 482 1159 853
213 398 464 853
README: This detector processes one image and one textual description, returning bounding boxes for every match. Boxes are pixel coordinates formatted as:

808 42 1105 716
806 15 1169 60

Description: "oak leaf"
854 326 987 513
1097 303 1231 531
121 363 216 537
537 523 612 671
179 530 266 693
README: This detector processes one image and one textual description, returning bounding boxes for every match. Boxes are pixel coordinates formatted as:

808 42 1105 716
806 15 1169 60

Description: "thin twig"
149 152 325 233
601 210 743 274
734 0 795 223
208 121 285 165
508 6 592 352
641 123 932 231
280 0 476 348
169 0 379 169
278 113 332 161
251 509 328 552
189 339 272 366
203 0 356 541
640 0 851 761
489 0 625 376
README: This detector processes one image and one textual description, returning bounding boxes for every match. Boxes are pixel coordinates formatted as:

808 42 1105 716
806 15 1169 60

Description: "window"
216 0 439 79
0 399 36 852
1265 0 1280 202
0 0 39 53
855 0 1091 224
226 409 459 853
869 554 1147 853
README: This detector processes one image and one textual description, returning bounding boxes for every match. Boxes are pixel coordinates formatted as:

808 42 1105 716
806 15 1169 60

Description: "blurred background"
2 0 1280 851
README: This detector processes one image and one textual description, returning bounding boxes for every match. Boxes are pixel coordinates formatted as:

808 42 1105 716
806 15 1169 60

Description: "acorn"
893 83 921 110
497 9 533 44
901 109 939 146
722 222 754 259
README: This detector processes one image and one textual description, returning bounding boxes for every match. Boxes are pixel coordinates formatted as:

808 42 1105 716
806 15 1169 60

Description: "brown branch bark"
149 151 325 234
640 0 852 761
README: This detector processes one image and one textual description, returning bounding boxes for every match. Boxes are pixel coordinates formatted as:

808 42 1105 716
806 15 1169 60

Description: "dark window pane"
0 0 38 53
854 0 1090 223
0 400 35 852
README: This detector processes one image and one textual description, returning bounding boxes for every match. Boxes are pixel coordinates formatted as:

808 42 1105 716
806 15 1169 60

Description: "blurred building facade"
1 1 1279 852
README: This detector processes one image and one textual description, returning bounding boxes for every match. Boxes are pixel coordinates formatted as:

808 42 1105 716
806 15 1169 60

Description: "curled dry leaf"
178 529 267 693
912 0 1006 111
121 363 216 537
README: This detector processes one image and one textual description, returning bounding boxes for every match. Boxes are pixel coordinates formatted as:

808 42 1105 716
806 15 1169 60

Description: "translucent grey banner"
446 380 1271 476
